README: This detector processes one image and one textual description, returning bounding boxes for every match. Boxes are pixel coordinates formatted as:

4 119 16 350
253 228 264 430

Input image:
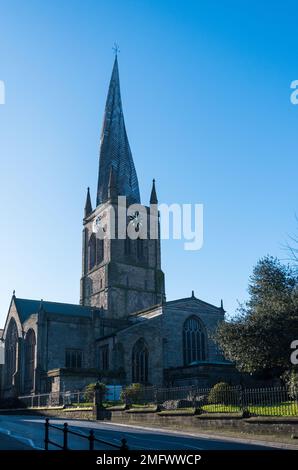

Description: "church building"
0 56 235 398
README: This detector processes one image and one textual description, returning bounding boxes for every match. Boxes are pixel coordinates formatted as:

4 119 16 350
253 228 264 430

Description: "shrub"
161 399 193 410
208 382 238 405
161 400 178 410
283 369 298 399
120 383 144 405
83 382 106 402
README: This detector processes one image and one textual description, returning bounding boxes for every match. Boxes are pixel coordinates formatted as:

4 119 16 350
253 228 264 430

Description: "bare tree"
285 215 298 272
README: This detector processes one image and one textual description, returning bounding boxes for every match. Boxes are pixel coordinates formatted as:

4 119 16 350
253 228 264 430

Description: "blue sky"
0 1 297 326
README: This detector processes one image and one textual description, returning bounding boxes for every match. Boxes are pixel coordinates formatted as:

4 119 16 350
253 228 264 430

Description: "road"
0 414 277 450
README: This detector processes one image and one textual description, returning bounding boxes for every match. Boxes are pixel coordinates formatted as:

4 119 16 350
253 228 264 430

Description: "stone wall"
1 407 297 439
45 315 94 371
47 369 99 394
0 407 94 421
164 362 241 387
41 407 94 420
163 299 225 370
116 313 164 386
81 201 165 316
98 409 298 437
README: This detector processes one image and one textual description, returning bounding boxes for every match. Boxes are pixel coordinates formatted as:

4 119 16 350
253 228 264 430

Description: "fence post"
154 386 158 406
123 387 128 408
44 418 49 450
93 383 104 420
239 386 243 412
63 422 68 450
88 429 95 450
191 385 197 409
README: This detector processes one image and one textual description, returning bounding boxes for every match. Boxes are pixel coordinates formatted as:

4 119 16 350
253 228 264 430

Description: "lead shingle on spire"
108 165 118 199
96 56 140 206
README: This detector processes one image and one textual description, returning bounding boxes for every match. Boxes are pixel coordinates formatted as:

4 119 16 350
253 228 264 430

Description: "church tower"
80 55 165 318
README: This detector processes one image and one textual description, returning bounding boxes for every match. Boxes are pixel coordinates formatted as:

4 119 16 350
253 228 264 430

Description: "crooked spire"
96 56 140 206
84 187 92 217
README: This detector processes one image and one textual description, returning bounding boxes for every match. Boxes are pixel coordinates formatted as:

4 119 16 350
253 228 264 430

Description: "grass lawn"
66 402 93 408
127 404 158 412
202 402 298 416
103 401 124 408
202 404 241 413
130 403 156 408
158 408 196 415
65 401 298 416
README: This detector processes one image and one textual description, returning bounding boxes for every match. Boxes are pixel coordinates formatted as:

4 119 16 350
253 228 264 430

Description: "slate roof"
14 298 95 323
96 56 140 206
166 296 222 311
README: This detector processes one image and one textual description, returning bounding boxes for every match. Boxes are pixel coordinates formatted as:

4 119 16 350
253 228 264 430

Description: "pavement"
0 414 292 451
0 431 34 450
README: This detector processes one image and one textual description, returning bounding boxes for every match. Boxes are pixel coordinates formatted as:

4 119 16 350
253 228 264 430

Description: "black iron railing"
17 384 298 418
121 384 298 416
44 418 128 451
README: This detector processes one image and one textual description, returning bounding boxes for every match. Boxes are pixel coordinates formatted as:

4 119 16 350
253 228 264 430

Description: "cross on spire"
112 43 120 56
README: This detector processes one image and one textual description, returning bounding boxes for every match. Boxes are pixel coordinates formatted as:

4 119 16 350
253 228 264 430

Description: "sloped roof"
14 298 95 323
166 296 222 312
96 56 140 206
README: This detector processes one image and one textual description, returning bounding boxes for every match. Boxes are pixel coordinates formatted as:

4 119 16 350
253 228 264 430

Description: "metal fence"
17 385 298 417
121 384 298 417
18 391 90 408
44 418 128 451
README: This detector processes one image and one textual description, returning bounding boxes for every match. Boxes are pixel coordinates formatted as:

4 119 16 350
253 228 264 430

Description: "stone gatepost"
93 382 105 420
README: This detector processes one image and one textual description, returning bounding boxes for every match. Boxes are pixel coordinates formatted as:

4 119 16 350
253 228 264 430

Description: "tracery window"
132 338 149 384
183 316 207 365
5 319 18 387
24 329 36 392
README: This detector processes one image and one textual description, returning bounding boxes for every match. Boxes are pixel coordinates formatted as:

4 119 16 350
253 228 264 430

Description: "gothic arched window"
183 316 207 365
132 338 149 384
24 329 36 392
96 237 104 264
5 319 18 387
89 234 96 270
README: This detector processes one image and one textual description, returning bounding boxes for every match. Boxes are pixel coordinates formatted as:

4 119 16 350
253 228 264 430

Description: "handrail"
44 418 128 451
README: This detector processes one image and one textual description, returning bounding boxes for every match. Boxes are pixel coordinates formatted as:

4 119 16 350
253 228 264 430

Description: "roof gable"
166 296 221 313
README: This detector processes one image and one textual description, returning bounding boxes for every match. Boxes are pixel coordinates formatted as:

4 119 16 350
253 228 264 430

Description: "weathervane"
112 43 120 56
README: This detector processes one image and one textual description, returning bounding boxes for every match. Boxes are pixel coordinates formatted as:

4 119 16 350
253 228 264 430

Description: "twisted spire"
96 56 140 206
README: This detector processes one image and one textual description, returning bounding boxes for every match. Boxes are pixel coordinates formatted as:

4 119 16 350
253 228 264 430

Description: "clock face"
128 210 142 232
93 212 107 236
